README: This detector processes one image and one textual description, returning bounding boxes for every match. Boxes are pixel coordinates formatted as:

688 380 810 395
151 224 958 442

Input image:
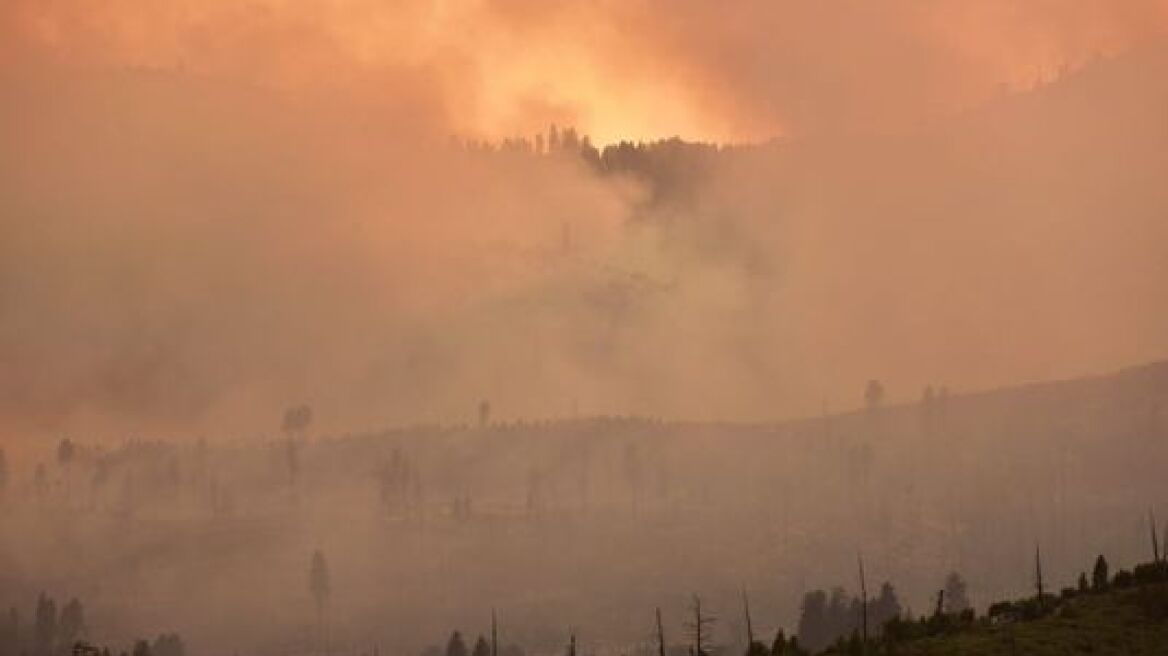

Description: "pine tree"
1092 555 1109 591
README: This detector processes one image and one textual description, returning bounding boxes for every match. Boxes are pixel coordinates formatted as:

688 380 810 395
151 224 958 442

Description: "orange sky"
5 0 1168 143
3 1 1168 439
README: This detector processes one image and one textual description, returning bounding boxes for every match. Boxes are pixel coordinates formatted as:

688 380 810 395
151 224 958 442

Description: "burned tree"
684 595 716 656
1151 509 1161 564
309 549 331 654
857 555 868 651
1034 544 1045 611
655 607 666 656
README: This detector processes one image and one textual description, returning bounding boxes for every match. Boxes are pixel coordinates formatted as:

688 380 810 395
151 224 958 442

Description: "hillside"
885 580 1168 656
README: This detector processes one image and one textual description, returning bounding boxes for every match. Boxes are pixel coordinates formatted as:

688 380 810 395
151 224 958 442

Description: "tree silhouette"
0 448 8 500
1092 555 1110 591
1150 509 1161 563
796 590 828 652
684 595 715 656
1035 545 1045 611
856 555 868 650
283 404 313 437
152 634 185 656
770 630 786 656
309 550 331 654
58 599 84 648
864 381 884 414
446 632 468 656
471 636 489 656
548 125 560 152
33 594 55 656
655 608 666 656
871 582 902 627
943 572 970 613
57 439 75 504
478 400 491 429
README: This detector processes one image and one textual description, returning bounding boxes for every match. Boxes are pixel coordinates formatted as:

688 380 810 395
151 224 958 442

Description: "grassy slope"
891 585 1168 655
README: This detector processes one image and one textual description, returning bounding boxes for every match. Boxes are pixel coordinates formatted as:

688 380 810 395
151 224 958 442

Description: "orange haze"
2 1 1168 443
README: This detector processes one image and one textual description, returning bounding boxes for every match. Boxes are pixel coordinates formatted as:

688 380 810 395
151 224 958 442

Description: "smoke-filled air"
2 2 1168 656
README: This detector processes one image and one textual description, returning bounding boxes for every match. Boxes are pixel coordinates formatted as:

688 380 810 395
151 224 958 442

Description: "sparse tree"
920 386 936 431
864 381 884 414
856 555 868 651
151 634 185 656
57 439 75 504
446 632 468 656
548 125 560 152
1092 555 1109 591
1150 510 1161 563
655 608 666 656
796 590 828 652
871 582 901 627
770 630 786 656
285 437 301 491
1035 545 1045 610
58 599 84 648
309 550 331 654
282 405 311 494
943 572 970 614
684 595 715 656
743 590 766 656
478 400 491 429
33 595 55 656
33 464 48 501
0 448 8 500
282 404 313 439
2 607 20 656
471 636 489 656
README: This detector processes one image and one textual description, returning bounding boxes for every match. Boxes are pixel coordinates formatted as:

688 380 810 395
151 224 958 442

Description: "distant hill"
885 577 1168 656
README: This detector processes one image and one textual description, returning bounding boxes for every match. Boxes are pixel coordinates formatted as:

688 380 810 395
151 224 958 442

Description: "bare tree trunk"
1150 509 1160 564
492 609 498 656
741 589 754 652
857 554 868 653
656 607 666 656
1035 544 1045 612
693 597 703 656
316 602 324 656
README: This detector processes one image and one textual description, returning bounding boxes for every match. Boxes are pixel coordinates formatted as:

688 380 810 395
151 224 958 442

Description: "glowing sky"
5 0 1168 143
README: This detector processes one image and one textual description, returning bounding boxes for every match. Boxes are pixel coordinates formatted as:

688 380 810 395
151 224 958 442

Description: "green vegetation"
882 584 1168 655
839 561 1168 656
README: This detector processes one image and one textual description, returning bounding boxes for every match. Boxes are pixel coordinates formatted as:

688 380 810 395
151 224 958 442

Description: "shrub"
1133 561 1168 585
1113 570 1135 589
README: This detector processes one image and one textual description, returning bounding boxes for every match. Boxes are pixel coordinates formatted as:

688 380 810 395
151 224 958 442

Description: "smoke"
5 1 1168 140
2 2 1168 441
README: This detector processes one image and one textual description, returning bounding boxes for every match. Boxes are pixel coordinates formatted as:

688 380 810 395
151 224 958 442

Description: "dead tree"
741 589 755 649
1035 544 1045 611
491 609 498 656
656 607 666 656
857 554 869 651
1151 510 1161 564
684 595 716 656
